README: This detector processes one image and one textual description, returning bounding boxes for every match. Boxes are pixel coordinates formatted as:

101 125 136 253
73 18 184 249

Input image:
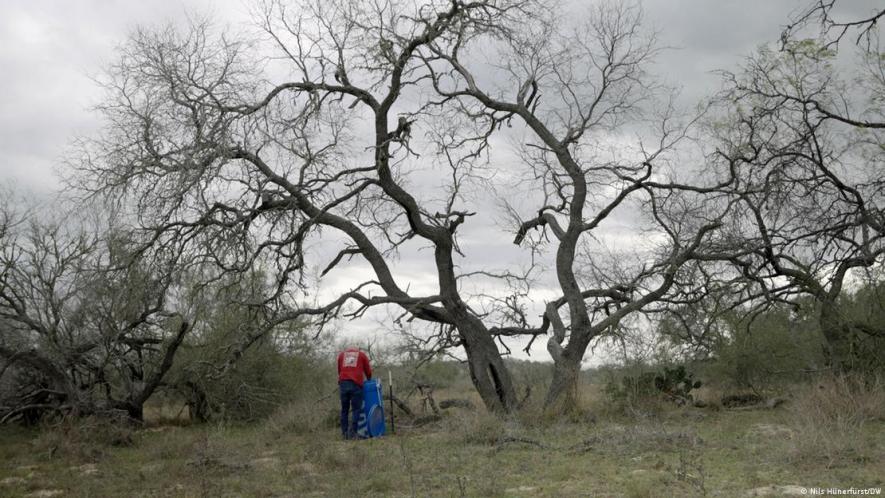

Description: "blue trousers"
339 380 364 439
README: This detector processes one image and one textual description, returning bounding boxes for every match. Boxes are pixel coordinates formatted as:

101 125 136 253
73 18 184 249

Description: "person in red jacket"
337 346 372 439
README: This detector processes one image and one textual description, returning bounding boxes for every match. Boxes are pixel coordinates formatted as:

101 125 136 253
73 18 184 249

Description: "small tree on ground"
0 206 193 422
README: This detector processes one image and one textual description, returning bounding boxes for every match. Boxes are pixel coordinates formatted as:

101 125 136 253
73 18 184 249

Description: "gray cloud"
0 0 246 190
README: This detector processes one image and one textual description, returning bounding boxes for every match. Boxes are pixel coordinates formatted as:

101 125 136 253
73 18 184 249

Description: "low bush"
32 416 135 461
264 397 339 437
601 364 702 418
454 410 506 445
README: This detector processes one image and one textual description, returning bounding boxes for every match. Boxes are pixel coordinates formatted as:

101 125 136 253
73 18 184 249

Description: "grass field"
0 381 883 497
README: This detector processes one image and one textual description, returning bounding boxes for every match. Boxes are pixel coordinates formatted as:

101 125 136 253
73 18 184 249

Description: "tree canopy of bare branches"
63 0 753 413
689 2 885 370
62 0 885 414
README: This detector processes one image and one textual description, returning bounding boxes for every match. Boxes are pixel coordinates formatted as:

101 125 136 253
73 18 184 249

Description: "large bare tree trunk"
545 361 580 412
544 339 588 412
461 321 518 413
819 301 854 372
435 245 517 412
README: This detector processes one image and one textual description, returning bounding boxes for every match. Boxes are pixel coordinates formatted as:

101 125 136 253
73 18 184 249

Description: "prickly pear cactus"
654 366 702 405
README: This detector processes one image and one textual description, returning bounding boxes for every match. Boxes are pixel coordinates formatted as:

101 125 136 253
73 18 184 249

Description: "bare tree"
72 1 546 412
0 205 196 422
696 1 885 370
782 0 885 52
68 0 743 413
418 1 730 408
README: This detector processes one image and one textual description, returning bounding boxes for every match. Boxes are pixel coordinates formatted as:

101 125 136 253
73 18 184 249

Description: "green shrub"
705 307 825 390
604 371 658 404
168 313 332 423
602 363 703 417
836 283 885 374
602 367 661 418
409 360 464 390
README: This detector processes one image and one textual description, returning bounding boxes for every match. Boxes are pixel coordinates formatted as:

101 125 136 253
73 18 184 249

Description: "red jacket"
337 348 372 387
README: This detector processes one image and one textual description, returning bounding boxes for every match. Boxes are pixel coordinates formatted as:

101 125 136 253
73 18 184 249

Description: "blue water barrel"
357 379 386 438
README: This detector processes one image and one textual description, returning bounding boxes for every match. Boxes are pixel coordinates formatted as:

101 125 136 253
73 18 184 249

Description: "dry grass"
142 401 191 426
789 374 885 467
263 396 338 437
448 408 507 445
0 380 883 497
31 416 135 461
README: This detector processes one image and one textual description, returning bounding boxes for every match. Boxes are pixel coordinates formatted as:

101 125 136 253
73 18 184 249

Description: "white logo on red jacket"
343 351 359 367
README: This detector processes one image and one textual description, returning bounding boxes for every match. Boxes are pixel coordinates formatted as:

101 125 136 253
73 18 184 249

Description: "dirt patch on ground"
746 424 795 440
504 485 538 493
69 463 99 476
26 490 65 498
140 462 164 473
290 462 318 475
251 457 282 469
745 484 806 496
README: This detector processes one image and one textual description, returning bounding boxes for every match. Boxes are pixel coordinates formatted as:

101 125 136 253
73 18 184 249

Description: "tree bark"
183 380 211 422
124 403 144 422
819 301 854 372
462 323 518 413
544 349 582 412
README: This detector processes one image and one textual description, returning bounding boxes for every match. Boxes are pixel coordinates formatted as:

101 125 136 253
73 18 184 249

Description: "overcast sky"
7 0 878 192
1 0 880 364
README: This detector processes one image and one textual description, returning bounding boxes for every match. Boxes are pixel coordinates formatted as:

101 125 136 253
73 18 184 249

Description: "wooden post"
388 370 395 434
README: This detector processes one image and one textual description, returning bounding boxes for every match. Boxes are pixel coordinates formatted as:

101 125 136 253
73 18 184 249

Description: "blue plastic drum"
357 379 386 438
